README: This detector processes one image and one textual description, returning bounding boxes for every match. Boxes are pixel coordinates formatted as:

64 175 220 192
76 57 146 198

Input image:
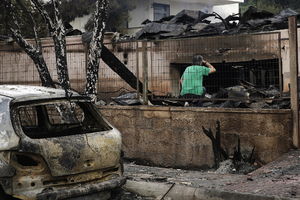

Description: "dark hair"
192 55 203 65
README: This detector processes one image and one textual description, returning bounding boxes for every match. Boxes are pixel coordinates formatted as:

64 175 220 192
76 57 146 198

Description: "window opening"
153 3 170 21
18 100 112 139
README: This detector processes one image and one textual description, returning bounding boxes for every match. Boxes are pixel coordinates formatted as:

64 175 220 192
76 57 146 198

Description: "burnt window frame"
12 97 112 139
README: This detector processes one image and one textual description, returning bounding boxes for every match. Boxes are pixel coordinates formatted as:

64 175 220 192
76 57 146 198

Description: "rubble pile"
109 82 290 109
200 83 290 109
134 7 299 40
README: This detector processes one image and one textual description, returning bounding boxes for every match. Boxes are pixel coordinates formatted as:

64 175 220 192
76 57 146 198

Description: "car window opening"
18 101 112 139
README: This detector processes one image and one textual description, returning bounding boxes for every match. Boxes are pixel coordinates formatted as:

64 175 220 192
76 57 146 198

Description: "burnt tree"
3 0 54 88
31 0 70 90
202 121 229 168
85 0 109 100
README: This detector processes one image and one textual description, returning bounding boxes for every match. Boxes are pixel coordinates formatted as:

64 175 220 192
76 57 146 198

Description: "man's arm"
203 60 216 74
179 78 183 91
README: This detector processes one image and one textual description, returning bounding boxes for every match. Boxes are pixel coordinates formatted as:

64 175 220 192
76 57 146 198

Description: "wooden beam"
288 16 299 148
101 45 144 94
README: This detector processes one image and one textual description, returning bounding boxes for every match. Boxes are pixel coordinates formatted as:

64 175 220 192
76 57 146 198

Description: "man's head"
192 55 204 66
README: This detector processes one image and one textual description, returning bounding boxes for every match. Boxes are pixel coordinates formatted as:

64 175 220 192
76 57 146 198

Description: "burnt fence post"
142 41 149 105
288 16 300 148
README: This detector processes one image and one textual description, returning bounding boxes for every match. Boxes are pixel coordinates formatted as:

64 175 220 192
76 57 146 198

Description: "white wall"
128 0 151 28
128 0 240 29
148 0 212 20
128 0 213 29
212 3 240 19
70 14 92 32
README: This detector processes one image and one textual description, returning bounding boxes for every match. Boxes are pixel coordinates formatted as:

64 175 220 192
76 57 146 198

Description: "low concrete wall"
99 106 293 169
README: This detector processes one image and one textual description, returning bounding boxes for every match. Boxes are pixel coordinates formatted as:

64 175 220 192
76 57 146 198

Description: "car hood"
18 128 122 176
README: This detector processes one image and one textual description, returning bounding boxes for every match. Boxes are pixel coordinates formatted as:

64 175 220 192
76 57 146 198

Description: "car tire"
110 188 123 200
120 158 124 174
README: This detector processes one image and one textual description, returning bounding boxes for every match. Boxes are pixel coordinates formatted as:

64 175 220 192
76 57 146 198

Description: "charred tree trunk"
202 121 228 168
85 0 109 100
51 0 70 90
11 32 55 87
3 0 54 88
31 0 70 90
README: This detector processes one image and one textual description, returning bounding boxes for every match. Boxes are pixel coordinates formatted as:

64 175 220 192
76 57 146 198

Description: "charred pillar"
288 16 299 148
142 42 149 104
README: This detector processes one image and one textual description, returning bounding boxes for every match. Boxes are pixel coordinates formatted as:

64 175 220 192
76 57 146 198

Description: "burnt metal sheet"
0 153 15 177
0 96 20 151
36 176 126 200
18 129 121 177
0 85 81 102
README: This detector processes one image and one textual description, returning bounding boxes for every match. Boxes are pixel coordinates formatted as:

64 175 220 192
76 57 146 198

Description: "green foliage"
0 0 136 38
240 0 300 14
0 3 8 36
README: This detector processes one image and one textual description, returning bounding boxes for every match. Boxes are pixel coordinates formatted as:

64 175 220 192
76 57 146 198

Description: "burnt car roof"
0 85 82 102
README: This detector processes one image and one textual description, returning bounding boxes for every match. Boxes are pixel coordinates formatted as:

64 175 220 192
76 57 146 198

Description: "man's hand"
203 60 216 74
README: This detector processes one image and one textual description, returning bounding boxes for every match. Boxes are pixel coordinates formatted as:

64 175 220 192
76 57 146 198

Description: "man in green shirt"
180 55 216 105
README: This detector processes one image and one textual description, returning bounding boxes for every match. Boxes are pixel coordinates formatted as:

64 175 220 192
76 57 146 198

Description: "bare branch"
30 0 54 33
52 0 62 26
15 0 41 50
3 0 54 87
31 0 70 90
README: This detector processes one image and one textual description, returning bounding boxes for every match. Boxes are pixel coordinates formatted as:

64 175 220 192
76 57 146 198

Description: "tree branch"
31 0 70 90
3 0 54 88
30 0 54 33
16 0 41 50
85 0 109 98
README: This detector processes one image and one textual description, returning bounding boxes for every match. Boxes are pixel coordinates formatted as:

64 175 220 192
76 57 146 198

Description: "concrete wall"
100 106 293 168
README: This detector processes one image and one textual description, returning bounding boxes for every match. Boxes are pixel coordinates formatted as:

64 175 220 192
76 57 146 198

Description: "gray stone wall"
99 106 292 168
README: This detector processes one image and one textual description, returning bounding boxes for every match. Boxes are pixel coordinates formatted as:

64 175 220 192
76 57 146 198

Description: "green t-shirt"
180 65 210 96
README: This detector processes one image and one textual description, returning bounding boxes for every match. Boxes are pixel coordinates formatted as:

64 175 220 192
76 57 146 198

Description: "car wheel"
110 188 123 200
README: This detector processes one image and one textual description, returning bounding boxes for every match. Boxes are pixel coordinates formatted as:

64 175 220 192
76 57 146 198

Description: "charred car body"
0 85 125 200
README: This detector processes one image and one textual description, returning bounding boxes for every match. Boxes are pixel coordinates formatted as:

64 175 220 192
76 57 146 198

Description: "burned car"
0 85 125 200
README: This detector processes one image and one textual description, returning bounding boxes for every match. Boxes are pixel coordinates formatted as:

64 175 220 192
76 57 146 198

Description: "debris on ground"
202 121 259 175
133 7 299 40
109 84 290 109
111 188 154 200
215 160 235 174
181 83 290 109
123 150 300 199
111 92 142 106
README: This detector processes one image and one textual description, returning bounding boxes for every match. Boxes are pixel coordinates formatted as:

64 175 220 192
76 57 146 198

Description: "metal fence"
0 32 286 107
101 32 285 107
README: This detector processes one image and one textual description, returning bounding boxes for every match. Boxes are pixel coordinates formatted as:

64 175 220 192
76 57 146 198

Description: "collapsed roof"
135 7 299 40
